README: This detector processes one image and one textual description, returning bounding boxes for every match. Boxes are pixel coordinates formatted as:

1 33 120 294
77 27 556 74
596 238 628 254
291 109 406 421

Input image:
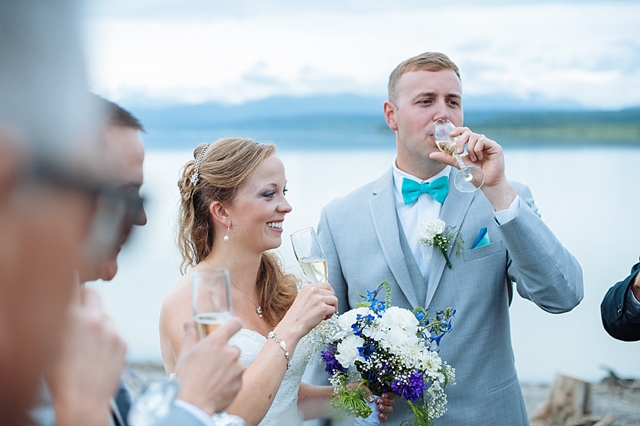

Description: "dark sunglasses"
30 160 146 259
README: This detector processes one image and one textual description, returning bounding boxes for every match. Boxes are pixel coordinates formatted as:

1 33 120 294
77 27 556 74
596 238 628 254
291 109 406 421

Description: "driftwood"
530 373 616 426
599 365 638 390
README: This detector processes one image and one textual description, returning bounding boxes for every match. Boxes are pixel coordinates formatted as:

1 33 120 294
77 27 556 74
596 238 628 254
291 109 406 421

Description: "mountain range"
121 94 640 150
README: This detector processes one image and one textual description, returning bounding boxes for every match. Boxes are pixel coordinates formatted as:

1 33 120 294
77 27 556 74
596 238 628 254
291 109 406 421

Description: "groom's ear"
383 101 398 131
209 201 230 228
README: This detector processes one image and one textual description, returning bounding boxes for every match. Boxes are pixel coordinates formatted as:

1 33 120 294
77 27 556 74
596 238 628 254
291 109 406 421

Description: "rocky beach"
129 363 640 425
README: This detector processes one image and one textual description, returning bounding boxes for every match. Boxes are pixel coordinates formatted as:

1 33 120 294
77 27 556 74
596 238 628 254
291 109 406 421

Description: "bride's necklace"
231 281 263 318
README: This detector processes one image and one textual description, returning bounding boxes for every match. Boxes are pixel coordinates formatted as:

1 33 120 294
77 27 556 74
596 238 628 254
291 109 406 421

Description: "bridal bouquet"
319 281 455 426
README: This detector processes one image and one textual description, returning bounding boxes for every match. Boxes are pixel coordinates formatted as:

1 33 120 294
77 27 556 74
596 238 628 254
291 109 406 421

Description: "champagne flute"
434 119 485 193
191 267 245 426
123 367 180 426
290 227 328 283
191 267 233 339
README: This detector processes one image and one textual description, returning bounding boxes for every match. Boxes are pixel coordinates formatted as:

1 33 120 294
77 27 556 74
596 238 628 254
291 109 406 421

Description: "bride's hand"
279 282 337 339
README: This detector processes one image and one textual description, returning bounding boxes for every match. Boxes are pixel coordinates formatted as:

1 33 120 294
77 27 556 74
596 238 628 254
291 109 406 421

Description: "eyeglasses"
29 159 146 259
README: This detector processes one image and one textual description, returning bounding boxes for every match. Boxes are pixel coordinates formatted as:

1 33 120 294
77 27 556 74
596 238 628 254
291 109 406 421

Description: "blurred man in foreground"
37 96 244 426
0 1 244 424
0 1 107 424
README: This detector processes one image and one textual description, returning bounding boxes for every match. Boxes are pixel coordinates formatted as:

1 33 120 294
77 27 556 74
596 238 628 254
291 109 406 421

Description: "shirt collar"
392 160 451 198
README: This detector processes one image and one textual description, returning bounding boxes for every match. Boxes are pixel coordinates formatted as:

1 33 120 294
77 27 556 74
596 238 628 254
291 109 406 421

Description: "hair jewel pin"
190 144 210 186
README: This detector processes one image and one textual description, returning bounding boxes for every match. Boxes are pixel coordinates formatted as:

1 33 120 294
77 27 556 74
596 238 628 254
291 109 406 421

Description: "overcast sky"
82 0 640 109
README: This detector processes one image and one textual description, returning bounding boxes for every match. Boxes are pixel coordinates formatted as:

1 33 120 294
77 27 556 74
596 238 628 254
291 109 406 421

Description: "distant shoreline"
131 103 640 151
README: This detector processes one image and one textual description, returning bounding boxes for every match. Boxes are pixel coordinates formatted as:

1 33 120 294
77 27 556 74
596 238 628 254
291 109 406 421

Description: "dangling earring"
223 226 230 242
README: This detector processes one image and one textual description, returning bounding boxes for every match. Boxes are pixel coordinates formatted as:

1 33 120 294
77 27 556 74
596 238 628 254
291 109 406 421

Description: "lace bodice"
228 329 312 426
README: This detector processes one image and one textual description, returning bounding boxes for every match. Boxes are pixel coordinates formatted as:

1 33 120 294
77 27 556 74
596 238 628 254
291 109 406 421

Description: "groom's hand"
429 127 516 211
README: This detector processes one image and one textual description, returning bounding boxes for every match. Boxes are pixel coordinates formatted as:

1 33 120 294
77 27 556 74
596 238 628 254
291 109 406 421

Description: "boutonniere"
418 219 464 269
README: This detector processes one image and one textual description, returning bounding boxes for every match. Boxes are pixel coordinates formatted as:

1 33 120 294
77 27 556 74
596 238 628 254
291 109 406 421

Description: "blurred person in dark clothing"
601 259 640 341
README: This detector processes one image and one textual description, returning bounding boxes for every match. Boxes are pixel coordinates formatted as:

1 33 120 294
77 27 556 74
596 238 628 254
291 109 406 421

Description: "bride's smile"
225 154 292 253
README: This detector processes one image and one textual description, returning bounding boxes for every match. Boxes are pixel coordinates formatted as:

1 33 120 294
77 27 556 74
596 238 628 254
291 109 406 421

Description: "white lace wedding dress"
228 328 312 426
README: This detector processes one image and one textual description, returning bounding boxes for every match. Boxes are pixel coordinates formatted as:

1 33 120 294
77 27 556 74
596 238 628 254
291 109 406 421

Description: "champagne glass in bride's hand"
291 227 328 283
434 119 485 193
191 267 245 426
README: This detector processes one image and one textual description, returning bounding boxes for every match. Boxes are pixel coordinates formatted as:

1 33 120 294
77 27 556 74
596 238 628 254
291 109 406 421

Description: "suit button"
617 305 623 314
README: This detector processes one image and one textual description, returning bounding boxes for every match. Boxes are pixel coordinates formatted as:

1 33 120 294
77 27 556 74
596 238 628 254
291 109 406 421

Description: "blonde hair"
177 137 297 327
387 52 461 104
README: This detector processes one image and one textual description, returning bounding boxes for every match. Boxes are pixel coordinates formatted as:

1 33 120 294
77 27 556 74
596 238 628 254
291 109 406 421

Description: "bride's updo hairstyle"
177 138 297 326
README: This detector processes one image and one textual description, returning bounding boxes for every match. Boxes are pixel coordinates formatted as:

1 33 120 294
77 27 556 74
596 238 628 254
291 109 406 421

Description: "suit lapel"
425 168 476 308
110 397 125 426
369 168 420 308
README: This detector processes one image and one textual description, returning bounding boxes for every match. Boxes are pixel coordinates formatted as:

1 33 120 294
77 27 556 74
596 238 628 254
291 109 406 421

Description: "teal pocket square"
471 227 490 249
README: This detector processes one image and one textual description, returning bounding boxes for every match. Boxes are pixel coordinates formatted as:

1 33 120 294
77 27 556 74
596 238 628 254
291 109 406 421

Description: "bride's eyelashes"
261 186 288 199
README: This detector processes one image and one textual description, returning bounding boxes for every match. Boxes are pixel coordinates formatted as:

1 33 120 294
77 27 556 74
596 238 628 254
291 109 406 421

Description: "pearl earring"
223 226 230 242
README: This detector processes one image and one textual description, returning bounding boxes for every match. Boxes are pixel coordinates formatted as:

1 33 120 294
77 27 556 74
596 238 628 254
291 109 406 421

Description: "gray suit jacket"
309 167 583 426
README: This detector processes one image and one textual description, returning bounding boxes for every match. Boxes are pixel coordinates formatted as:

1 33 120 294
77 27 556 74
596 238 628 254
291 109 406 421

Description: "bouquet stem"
440 248 452 269
331 379 374 419
404 400 435 426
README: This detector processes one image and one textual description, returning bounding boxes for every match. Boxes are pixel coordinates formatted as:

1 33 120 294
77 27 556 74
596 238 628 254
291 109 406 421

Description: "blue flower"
321 345 347 374
358 342 376 360
370 298 386 314
376 362 393 377
391 370 425 403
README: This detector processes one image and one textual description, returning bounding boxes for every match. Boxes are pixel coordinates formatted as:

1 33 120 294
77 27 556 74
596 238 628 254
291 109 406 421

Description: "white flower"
417 219 463 269
361 319 385 341
419 349 443 373
378 307 418 335
336 307 370 333
419 219 446 244
375 307 419 353
335 334 364 368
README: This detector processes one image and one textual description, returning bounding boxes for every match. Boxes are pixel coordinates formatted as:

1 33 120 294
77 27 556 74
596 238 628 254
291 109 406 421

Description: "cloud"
83 1 640 108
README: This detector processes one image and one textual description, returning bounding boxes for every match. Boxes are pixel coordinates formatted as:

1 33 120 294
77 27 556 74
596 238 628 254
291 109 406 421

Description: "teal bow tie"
401 176 449 204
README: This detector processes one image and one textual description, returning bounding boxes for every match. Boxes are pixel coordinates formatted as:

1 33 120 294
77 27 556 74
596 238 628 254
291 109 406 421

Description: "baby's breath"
418 219 464 269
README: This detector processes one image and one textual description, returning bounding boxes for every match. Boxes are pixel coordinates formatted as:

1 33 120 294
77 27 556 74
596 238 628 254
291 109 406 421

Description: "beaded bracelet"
267 331 291 370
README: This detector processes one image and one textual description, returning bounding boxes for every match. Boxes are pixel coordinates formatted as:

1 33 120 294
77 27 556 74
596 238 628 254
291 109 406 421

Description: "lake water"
88 145 640 384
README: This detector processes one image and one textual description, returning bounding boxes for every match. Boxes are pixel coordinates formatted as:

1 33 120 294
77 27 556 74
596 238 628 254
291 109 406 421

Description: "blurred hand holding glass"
191 267 245 425
191 267 233 339
123 367 179 426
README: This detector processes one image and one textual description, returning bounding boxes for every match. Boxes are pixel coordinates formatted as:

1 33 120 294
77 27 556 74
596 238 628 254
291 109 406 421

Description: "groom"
310 52 583 425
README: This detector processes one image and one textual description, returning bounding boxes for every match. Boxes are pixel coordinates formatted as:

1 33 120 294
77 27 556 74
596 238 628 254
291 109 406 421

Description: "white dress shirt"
174 400 219 426
392 161 520 285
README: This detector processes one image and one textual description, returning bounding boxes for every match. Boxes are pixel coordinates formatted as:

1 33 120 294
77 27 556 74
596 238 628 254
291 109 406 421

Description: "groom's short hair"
387 52 461 104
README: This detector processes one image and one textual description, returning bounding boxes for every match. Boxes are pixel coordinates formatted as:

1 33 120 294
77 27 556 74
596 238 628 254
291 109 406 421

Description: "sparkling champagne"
433 119 485 192
436 139 457 157
298 257 328 283
194 311 231 339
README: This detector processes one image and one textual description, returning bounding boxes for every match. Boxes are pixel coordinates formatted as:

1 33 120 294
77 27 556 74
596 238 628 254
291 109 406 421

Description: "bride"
159 138 394 426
